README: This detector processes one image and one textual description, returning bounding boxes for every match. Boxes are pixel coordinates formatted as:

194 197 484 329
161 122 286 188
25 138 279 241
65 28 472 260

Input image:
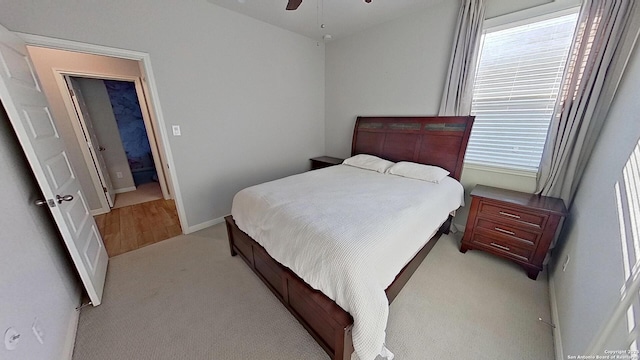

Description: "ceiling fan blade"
286 0 302 10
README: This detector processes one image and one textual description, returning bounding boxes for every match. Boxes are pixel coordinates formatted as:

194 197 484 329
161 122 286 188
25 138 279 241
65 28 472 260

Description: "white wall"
324 0 551 228
75 77 136 192
0 105 80 360
324 0 459 158
549 42 640 356
26 46 143 212
0 0 326 230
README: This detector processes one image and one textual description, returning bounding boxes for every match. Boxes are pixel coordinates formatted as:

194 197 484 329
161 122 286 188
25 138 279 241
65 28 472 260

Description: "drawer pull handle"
499 211 521 219
490 242 510 251
494 227 516 236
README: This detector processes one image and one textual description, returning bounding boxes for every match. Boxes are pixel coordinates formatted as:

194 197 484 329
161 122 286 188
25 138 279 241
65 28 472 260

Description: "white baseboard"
185 215 226 234
114 186 137 194
453 223 466 233
549 272 564 360
61 306 80 359
90 208 109 216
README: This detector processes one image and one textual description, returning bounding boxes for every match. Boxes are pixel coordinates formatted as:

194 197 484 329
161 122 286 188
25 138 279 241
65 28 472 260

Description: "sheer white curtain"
536 0 640 205
439 0 485 116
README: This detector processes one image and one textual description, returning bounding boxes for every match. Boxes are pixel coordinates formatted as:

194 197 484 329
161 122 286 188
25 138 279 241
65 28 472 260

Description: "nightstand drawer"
475 218 539 247
471 233 533 262
479 202 547 229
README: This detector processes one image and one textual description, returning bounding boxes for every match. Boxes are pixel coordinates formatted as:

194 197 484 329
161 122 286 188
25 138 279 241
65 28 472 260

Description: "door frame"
56 71 171 215
19 33 188 233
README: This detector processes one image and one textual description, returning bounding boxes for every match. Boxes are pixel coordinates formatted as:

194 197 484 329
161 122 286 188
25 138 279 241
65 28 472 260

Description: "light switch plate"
172 125 181 136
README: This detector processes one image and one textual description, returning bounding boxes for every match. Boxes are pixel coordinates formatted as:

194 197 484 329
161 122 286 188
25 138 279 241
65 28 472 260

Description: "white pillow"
342 154 394 173
386 161 450 183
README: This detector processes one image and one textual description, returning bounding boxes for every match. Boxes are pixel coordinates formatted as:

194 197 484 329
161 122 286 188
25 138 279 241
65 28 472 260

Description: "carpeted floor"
72 223 555 360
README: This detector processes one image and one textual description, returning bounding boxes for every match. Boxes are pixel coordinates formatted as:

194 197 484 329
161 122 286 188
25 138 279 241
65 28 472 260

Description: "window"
466 11 579 172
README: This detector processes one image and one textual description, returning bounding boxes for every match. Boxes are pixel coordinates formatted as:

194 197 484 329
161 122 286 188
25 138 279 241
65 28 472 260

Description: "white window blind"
467 12 579 172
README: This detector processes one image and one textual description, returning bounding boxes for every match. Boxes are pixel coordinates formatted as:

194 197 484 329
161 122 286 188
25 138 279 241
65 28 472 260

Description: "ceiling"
206 0 445 41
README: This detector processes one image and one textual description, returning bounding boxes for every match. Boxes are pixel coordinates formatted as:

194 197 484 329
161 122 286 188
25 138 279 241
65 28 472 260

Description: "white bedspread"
231 165 464 360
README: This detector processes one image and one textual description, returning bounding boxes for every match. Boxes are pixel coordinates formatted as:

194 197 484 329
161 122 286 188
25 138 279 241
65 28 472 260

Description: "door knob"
98 146 106 151
56 194 74 204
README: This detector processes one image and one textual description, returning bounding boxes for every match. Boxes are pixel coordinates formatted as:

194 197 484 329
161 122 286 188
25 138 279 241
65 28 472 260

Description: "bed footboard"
225 215 448 359
225 216 354 360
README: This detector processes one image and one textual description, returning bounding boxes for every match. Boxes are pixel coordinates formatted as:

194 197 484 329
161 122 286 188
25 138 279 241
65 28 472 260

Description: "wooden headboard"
351 116 474 181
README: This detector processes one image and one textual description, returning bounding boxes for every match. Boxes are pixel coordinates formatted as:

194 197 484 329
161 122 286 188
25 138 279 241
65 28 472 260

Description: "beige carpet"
113 182 163 209
72 223 555 360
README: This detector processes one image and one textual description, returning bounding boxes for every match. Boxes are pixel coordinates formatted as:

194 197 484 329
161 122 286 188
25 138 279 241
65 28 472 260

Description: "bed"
224 116 474 360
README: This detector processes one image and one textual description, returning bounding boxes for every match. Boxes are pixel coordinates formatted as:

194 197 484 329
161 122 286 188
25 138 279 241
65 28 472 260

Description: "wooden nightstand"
310 156 344 170
460 185 568 280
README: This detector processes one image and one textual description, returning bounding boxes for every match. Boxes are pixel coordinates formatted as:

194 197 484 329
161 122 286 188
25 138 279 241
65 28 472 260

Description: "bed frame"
225 116 474 359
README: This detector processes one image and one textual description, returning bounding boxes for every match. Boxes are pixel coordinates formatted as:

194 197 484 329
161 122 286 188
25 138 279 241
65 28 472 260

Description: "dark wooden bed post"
226 116 474 360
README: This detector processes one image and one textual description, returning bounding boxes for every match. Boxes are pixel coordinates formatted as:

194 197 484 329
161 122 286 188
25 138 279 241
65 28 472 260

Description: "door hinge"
68 87 75 98
103 186 107 193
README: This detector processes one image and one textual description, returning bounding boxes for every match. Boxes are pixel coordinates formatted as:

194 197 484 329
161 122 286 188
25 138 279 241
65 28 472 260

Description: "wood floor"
95 199 182 257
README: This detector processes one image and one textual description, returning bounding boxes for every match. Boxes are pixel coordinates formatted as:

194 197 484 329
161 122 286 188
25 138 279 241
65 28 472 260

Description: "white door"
0 24 108 306
65 76 116 208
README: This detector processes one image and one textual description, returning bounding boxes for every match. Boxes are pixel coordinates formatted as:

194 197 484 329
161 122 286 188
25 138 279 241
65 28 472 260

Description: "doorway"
60 72 172 215
63 75 181 256
26 44 185 257
68 76 165 209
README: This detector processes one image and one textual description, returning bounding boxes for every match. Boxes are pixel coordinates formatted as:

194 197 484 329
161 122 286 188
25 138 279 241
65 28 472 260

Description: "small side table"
310 156 344 170
460 185 568 280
